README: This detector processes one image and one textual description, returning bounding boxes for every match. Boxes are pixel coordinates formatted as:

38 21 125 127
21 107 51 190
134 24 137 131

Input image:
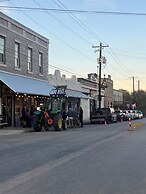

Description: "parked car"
132 110 139 119
127 110 135 120
137 110 143 119
115 110 124 122
122 110 131 121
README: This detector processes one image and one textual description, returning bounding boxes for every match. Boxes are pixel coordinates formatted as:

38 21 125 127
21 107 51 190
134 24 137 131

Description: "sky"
0 0 146 92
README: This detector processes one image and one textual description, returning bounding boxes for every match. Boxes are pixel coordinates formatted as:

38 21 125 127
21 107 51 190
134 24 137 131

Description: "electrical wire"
52 0 133 78
4 1 145 88
52 0 105 44
8 1 95 63
0 39 86 77
49 63 85 77
1 5 146 16
32 0 92 46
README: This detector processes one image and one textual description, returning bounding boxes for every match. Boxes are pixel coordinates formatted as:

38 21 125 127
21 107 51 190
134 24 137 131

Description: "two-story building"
0 12 54 127
113 89 123 109
48 70 91 123
78 74 123 111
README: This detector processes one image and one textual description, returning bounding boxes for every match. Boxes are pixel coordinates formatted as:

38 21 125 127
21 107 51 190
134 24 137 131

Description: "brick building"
0 12 53 127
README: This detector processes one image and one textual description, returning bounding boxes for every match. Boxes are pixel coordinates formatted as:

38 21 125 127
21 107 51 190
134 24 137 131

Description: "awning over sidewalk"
66 89 90 99
0 71 54 96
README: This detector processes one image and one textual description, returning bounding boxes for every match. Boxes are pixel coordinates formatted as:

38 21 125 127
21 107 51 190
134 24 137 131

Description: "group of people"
63 107 83 128
21 104 83 129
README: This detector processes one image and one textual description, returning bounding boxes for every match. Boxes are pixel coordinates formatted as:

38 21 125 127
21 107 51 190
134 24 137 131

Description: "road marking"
0 131 127 193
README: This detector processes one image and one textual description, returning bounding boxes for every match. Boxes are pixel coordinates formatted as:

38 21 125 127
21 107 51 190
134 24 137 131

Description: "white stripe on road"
0 131 127 193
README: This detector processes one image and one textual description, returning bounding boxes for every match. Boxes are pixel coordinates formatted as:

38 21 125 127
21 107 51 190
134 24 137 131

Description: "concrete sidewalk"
0 127 31 135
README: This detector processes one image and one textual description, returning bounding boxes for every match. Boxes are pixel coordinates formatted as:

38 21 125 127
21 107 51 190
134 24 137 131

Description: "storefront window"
0 36 5 63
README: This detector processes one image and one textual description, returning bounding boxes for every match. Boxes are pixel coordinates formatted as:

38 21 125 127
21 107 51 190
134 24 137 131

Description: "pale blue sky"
1 0 146 92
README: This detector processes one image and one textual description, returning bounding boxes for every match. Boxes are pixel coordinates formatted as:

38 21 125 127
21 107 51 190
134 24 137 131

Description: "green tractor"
49 85 67 131
33 85 67 132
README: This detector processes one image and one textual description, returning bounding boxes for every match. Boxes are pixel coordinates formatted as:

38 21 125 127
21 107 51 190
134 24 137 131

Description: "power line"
8 1 95 62
0 0 11 2
1 5 146 16
0 41 86 78
5 2 139 82
5 2 137 78
106 49 132 76
52 0 105 44
111 52 146 60
32 0 92 46
52 0 133 78
49 61 85 77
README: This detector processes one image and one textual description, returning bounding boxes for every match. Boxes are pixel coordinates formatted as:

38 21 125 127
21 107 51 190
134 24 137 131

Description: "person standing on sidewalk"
79 107 83 127
21 104 29 128
62 109 67 130
30 106 34 128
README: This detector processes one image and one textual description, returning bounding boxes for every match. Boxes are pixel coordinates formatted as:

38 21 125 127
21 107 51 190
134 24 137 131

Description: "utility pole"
92 42 109 109
132 76 135 104
138 80 140 91
132 76 135 95
138 80 140 108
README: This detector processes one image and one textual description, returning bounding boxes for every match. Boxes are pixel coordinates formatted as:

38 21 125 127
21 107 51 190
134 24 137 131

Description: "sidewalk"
0 127 29 135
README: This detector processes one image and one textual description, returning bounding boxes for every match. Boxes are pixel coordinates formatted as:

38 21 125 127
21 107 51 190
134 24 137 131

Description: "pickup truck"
90 107 117 124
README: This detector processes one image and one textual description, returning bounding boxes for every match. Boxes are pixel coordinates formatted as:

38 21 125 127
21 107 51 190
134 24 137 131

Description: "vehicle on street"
127 110 135 120
138 110 143 119
115 110 124 122
122 110 131 121
91 107 117 124
33 85 67 132
132 110 139 119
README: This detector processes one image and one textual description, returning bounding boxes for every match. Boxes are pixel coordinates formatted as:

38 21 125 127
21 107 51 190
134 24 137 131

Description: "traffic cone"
128 118 132 130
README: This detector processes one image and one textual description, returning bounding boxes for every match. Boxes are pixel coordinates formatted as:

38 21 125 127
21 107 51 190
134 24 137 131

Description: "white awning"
0 71 54 96
66 89 90 99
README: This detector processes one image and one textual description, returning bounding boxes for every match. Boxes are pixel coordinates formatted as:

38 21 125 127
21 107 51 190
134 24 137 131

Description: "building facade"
104 75 114 108
78 74 123 110
0 12 53 127
77 73 105 111
0 12 49 79
48 70 91 123
113 89 123 109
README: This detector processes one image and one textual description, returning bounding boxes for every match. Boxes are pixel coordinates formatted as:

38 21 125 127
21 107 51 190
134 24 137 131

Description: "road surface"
0 118 145 194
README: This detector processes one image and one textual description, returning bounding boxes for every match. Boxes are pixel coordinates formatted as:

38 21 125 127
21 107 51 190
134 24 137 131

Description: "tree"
120 89 132 109
134 90 146 115
121 89 146 116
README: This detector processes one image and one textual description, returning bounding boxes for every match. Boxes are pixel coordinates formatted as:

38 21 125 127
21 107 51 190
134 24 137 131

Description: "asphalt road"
0 118 146 194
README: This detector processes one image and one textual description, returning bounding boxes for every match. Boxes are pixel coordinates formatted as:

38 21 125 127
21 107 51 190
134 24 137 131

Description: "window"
15 42 20 68
39 52 43 74
0 36 5 63
28 48 32 71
